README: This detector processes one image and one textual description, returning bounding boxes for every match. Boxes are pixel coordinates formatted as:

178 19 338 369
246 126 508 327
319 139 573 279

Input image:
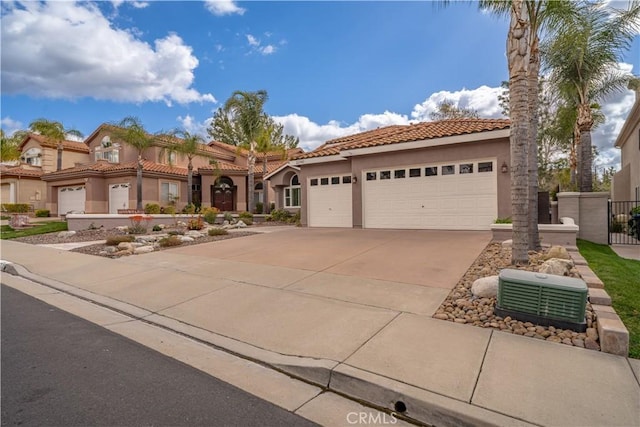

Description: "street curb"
2 262 533 427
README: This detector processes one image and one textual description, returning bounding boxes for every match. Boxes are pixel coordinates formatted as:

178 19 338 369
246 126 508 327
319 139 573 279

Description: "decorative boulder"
116 226 129 231
544 245 570 260
501 239 512 248
185 230 204 238
104 246 118 254
117 242 134 251
471 275 499 298
539 258 573 276
179 236 194 243
57 230 77 238
236 220 247 228
134 246 154 254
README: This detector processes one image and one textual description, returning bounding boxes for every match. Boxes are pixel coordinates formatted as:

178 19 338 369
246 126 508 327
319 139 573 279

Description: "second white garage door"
363 160 497 230
58 185 86 215
308 175 353 227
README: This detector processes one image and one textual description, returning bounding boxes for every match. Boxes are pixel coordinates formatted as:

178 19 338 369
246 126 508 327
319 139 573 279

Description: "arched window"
254 181 264 204
95 136 119 163
285 174 300 208
22 148 42 166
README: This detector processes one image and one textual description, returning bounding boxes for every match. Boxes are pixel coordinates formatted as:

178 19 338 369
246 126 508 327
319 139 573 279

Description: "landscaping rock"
116 226 129 231
104 246 118 254
185 230 204 238
117 242 134 251
585 337 600 351
134 246 154 254
545 245 570 260
236 220 247 228
179 236 194 243
501 239 512 248
57 231 77 238
539 258 573 276
471 276 499 298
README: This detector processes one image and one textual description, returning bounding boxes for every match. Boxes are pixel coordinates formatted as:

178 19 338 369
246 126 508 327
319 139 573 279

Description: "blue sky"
1 1 638 169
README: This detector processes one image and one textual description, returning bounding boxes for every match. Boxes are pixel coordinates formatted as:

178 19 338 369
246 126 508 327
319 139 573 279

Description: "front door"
212 185 235 211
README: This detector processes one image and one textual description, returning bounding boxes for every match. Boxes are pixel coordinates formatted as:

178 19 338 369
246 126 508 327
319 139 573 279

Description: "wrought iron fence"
608 200 640 245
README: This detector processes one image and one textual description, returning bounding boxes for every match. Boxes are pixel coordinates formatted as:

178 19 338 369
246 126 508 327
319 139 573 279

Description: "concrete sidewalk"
1 231 639 427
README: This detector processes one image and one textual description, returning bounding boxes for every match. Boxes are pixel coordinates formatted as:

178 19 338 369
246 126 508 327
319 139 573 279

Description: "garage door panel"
363 160 497 230
58 186 86 215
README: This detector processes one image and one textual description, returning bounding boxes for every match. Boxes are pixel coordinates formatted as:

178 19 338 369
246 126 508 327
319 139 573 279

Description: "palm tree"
544 1 640 192
0 129 24 163
162 129 208 206
29 118 83 171
111 117 155 211
215 90 269 213
255 117 290 214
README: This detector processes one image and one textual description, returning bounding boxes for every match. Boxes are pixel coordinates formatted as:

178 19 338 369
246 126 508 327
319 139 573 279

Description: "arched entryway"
212 176 236 211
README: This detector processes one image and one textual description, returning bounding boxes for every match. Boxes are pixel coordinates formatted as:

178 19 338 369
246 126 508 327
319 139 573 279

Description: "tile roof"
0 166 44 178
295 119 511 159
20 133 90 153
43 160 190 178
208 140 305 160
198 160 247 172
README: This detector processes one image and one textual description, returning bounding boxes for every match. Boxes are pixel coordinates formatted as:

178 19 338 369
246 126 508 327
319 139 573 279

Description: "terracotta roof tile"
0 166 44 178
295 119 510 159
198 160 247 172
43 160 190 177
21 133 90 153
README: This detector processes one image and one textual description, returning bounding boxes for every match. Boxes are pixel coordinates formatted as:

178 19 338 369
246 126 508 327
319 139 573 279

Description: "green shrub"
610 220 625 233
182 203 196 214
106 235 135 246
158 235 183 247
35 209 50 217
1 203 30 213
144 203 161 214
255 202 263 214
268 209 292 222
202 207 219 224
223 211 233 222
238 211 253 220
631 206 640 215
187 215 204 230
208 228 228 236
152 224 162 232
240 218 253 226
291 211 301 225
163 206 176 215
494 217 513 224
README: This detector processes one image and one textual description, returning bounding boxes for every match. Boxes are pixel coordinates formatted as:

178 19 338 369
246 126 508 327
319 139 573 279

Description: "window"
380 171 391 180
342 176 352 184
320 178 329 185
310 178 318 186
164 151 177 164
442 165 455 175
331 176 340 185
254 182 264 204
285 174 301 208
478 162 493 172
22 148 42 166
409 168 421 178
460 163 473 174
394 169 406 179
160 182 179 205
95 136 119 163
366 172 377 181
425 167 438 177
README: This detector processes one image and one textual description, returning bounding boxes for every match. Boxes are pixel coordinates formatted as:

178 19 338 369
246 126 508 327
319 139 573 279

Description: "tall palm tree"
255 117 290 214
0 129 24 163
111 117 155 211
544 1 640 192
29 118 83 171
219 90 269 213
162 129 208 206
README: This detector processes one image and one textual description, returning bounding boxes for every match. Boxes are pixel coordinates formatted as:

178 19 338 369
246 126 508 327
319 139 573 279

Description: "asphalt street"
1 284 318 427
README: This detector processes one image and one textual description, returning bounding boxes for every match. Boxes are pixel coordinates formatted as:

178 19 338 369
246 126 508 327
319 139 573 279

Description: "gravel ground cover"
433 242 601 351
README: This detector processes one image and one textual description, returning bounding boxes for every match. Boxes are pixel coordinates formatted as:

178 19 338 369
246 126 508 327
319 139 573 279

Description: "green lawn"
0 222 68 239
577 239 640 359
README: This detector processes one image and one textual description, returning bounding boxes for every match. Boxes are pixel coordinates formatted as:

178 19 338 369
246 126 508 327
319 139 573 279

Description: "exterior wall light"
352 176 358 184
501 162 509 173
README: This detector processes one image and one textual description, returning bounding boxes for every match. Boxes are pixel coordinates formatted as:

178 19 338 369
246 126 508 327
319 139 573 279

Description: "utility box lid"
499 269 587 292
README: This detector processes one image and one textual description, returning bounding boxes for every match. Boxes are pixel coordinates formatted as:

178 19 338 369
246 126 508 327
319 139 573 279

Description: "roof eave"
615 97 640 148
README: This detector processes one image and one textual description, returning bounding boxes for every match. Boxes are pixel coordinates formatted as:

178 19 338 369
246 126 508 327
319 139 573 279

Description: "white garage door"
363 160 497 230
58 185 85 215
109 183 130 214
308 175 353 227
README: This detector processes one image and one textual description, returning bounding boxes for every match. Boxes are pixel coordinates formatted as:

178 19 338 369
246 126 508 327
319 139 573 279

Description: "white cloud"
411 85 506 121
1 1 215 105
177 115 213 138
246 34 260 47
110 0 149 10
246 33 278 55
260 45 276 55
1 117 24 135
205 0 245 16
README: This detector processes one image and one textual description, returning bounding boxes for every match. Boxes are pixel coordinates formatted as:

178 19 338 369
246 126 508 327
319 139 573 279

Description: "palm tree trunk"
57 144 63 171
187 159 193 206
577 103 593 192
136 155 143 211
247 141 256 213
527 35 541 251
508 0 530 265
262 157 269 214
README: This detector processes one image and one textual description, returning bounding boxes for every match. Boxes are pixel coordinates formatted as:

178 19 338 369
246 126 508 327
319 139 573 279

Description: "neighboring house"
268 119 512 229
0 133 90 211
612 89 640 202
38 124 300 215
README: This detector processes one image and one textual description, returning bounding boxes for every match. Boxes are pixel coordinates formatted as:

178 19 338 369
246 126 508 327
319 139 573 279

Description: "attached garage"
308 175 353 227
58 185 85 215
362 160 497 230
109 183 130 213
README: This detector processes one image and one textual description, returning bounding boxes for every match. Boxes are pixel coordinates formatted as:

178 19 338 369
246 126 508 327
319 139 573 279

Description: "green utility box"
496 269 588 332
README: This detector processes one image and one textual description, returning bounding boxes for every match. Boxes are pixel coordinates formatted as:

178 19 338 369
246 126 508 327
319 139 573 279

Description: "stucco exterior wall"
0 177 46 210
619 127 639 201
557 192 609 244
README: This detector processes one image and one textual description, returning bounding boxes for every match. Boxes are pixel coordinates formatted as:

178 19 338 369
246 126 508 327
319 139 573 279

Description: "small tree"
161 129 210 206
29 118 83 170
0 129 24 163
429 99 479 121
